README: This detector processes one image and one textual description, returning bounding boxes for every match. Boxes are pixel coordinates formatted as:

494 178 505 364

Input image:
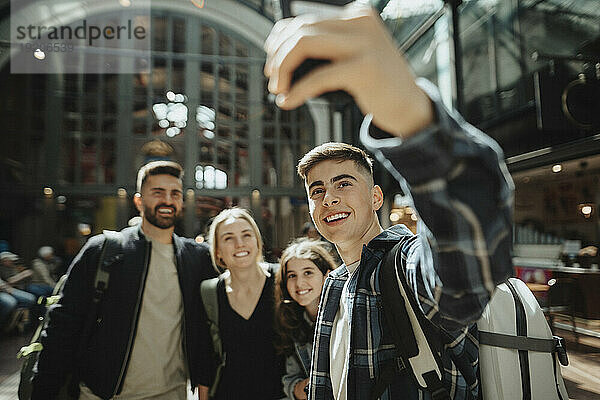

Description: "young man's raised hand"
264 4 433 139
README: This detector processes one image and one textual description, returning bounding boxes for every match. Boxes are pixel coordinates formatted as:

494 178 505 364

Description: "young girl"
275 239 338 400
197 208 285 400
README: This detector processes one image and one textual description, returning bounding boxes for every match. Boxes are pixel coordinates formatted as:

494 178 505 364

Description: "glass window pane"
280 143 295 188
263 144 277 187
153 16 168 51
235 142 250 186
62 137 77 184
172 59 185 92
263 124 275 140
201 63 214 91
173 17 186 53
235 125 248 140
202 26 216 55
81 137 98 184
101 138 115 184
219 32 232 56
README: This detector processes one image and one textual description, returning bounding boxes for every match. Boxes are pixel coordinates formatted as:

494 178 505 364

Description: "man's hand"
264 4 433 138
293 377 309 400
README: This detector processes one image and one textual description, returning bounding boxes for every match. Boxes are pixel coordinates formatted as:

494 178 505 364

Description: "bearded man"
32 160 216 400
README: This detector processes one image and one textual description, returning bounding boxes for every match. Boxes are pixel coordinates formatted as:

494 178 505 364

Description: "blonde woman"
197 208 285 400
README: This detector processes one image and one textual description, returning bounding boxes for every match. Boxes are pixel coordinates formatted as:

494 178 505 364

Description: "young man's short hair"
297 142 374 181
136 160 184 192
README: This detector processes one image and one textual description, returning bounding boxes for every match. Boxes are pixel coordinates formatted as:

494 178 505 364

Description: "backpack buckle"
553 336 569 366
396 357 406 372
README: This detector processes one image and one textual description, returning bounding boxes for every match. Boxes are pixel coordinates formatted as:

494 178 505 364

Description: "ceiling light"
552 164 562 173
579 204 594 218
34 49 45 60
78 223 92 236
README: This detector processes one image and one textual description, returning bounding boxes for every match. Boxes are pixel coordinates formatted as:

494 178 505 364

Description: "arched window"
0 4 315 259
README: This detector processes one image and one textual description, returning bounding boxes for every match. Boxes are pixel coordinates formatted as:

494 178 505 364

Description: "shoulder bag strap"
200 276 225 398
373 242 449 400
68 230 123 397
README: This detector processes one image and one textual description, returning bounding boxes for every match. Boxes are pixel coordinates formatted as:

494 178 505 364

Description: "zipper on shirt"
113 240 152 396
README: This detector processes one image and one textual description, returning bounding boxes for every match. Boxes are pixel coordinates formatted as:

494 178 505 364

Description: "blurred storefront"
378 0 600 336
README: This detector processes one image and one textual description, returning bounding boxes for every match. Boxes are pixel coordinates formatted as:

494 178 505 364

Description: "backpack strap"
372 242 449 400
200 276 225 398
69 230 123 395
91 230 123 304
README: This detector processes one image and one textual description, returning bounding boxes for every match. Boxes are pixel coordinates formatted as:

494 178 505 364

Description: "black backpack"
374 241 449 400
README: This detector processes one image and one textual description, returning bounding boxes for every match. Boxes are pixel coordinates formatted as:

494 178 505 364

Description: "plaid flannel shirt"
308 80 514 400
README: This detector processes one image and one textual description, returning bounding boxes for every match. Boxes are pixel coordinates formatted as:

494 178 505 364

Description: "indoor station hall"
1 0 600 399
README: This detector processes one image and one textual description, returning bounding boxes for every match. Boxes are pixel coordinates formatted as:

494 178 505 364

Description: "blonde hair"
208 208 264 272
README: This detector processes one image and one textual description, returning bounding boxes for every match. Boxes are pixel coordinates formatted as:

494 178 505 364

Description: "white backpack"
381 244 570 400
477 278 569 400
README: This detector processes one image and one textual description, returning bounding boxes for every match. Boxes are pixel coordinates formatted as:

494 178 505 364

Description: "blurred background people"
0 252 37 332
32 246 63 283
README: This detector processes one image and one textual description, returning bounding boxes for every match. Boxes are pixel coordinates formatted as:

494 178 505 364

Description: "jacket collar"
125 224 183 252
355 224 415 289
366 224 414 251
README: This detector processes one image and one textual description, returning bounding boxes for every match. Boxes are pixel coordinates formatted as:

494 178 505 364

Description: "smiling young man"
32 160 217 400
265 4 514 400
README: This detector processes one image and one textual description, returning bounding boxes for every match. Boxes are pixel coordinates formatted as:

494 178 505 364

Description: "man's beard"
144 204 181 229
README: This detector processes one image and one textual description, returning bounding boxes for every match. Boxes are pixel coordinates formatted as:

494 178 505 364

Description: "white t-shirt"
329 261 360 400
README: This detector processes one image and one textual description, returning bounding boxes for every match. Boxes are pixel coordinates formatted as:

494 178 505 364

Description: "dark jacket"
32 225 217 400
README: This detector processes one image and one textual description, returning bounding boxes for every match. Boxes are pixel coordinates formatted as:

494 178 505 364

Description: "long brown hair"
274 238 337 356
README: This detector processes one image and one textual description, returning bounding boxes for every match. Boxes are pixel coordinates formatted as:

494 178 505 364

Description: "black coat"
32 225 217 399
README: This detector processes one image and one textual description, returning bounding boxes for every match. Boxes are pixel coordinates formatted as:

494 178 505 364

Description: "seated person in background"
264 4 514 399
32 246 62 283
275 238 337 400
0 267 37 331
0 252 33 290
0 251 53 298
197 208 285 400
0 278 19 331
